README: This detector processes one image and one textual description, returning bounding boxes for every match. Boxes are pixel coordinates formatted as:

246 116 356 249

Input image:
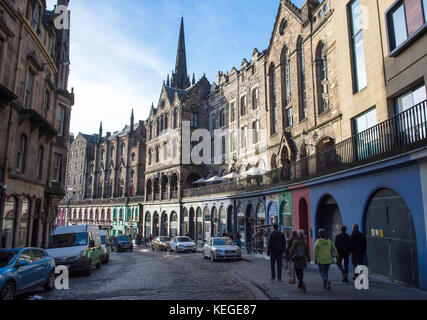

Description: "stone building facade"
59 0 427 289
0 0 74 248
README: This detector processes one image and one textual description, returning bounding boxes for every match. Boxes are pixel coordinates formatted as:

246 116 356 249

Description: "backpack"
292 245 305 261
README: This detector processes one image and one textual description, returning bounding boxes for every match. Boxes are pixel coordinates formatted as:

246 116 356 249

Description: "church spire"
172 17 190 90
130 109 134 133
98 121 103 143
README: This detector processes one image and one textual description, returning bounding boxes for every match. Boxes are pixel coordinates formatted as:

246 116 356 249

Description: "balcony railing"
183 101 427 198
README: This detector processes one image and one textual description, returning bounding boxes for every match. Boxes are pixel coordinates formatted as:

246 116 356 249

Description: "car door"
16 249 37 291
170 237 176 251
205 238 212 256
31 249 49 285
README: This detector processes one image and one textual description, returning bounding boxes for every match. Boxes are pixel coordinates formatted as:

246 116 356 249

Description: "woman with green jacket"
314 228 338 290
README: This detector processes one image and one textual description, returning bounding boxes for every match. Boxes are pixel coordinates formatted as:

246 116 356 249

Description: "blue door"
16 249 38 290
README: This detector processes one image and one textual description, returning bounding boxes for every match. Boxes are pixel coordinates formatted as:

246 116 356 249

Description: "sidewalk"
229 253 427 300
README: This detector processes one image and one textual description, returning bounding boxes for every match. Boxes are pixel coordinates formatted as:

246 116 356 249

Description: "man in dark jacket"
267 223 286 281
351 224 366 280
335 225 352 282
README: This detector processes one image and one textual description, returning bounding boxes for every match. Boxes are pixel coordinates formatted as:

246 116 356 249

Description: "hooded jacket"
314 238 338 265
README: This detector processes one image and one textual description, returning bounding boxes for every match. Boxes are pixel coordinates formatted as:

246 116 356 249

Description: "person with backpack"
286 230 298 284
267 223 286 281
351 224 366 280
291 229 310 292
314 228 338 290
335 225 352 282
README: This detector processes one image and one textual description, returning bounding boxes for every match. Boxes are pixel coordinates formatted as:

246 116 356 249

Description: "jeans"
318 263 331 283
352 254 364 273
337 254 350 277
295 267 304 284
270 252 283 280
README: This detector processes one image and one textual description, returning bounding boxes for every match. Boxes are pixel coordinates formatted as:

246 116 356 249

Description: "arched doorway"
256 203 266 226
219 206 227 234
161 211 168 236
227 205 234 233
237 205 245 247
316 195 342 241
299 198 309 237
1 197 17 248
196 208 203 242
316 136 336 172
189 208 195 239
182 208 189 236
211 207 218 236
170 212 178 236
365 188 418 286
152 212 159 237
144 212 151 237
203 207 211 241
245 205 254 248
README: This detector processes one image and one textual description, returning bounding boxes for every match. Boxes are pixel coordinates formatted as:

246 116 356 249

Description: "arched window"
164 113 168 130
156 117 160 136
269 64 277 135
16 134 27 173
163 142 167 161
297 37 307 121
191 108 199 128
110 146 115 158
240 95 247 116
173 108 178 129
161 115 164 131
155 145 160 163
281 45 292 100
316 42 329 114
120 143 125 156
148 149 152 165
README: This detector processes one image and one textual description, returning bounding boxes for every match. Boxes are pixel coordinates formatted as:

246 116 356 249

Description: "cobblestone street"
18 247 253 300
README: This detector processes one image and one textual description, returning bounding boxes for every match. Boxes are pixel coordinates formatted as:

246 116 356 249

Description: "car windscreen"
48 232 88 249
117 236 129 241
101 235 106 244
0 252 17 267
213 239 232 246
177 237 191 242
159 237 170 242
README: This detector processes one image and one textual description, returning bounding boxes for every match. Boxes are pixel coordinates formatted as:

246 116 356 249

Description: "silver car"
203 237 242 262
100 230 110 264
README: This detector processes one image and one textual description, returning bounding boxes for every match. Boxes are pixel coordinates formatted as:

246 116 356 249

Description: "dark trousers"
318 263 331 284
337 254 350 277
295 267 304 284
352 254 364 274
270 252 283 280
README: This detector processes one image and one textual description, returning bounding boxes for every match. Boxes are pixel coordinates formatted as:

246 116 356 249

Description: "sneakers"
298 282 307 292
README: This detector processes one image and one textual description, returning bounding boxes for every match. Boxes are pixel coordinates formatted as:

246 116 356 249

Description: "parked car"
46 225 102 276
151 236 170 251
203 237 242 262
170 236 196 253
111 235 133 252
100 230 110 264
0 248 56 300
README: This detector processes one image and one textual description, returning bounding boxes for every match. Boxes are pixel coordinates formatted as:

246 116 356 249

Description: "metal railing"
183 100 427 198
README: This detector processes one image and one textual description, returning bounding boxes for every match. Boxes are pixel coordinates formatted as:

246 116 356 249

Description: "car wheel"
44 271 56 291
210 252 215 262
1 281 16 301
84 260 92 276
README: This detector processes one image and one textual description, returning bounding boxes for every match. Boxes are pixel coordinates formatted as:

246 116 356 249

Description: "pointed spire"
172 17 191 90
130 109 134 133
192 73 195 85
98 122 103 142
167 74 170 87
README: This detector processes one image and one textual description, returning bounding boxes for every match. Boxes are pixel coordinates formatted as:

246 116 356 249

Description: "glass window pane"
423 0 427 23
351 0 363 35
391 4 408 48
413 85 426 105
354 35 367 91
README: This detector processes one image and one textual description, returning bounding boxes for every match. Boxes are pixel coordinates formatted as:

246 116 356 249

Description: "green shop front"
111 204 140 240
279 189 294 239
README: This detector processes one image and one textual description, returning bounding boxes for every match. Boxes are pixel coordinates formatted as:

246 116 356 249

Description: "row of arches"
146 172 179 201
147 138 178 165
147 107 180 140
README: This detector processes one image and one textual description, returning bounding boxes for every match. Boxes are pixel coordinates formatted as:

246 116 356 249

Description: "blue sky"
46 0 305 135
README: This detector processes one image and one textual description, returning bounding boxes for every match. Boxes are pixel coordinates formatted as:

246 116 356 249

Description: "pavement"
228 252 427 300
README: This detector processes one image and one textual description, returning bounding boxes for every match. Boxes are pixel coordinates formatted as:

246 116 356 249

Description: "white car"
170 236 197 253
203 237 242 262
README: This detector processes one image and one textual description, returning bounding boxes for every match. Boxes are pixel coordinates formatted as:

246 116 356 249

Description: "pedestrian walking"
234 232 242 248
314 228 338 290
335 225 352 282
291 230 310 292
255 229 265 254
267 223 286 281
286 231 298 284
351 224 366 280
